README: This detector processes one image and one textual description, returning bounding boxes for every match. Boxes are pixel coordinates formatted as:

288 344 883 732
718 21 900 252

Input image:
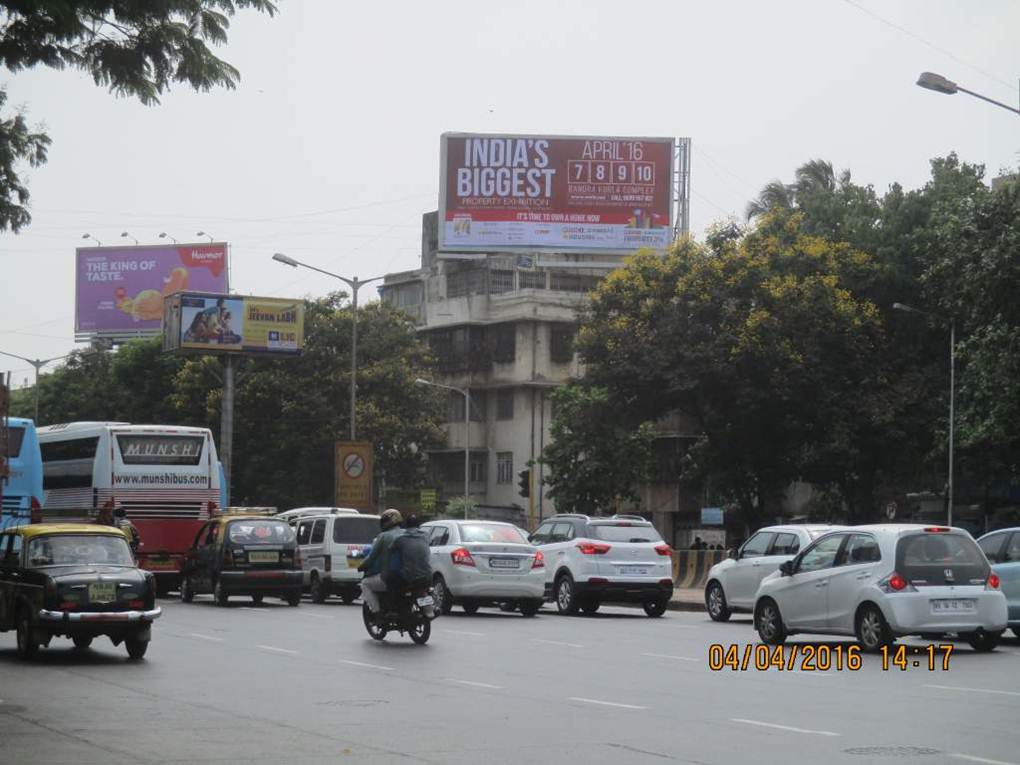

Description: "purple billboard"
75 244 228 337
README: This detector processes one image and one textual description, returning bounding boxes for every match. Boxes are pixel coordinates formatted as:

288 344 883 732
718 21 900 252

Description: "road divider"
673 549 728 588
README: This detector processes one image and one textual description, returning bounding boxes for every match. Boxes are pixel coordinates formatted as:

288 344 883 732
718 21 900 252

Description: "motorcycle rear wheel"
362 603 386 641
409 617 431 645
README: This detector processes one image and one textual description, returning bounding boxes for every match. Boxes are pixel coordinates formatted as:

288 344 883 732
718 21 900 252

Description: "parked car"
529 514 673 617
422 520 545 616
754 525 1008 652
293 509 380 603
976 527 1020 639
704 525 838 621
180 512 303 606
0 523 161 659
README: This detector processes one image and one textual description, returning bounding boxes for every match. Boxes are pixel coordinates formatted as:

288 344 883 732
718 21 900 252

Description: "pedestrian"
693 536 704 550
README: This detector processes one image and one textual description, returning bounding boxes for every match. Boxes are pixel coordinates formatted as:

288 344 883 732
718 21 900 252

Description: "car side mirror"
779 560 793 576
728 548 737 559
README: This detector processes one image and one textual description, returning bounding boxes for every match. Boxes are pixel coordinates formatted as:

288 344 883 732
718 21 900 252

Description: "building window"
488 323 516 364
519 270 546 290
449 390 486 422
470 454 487 483
550 324 576 364
496 389 514 420
496 452 513 484
489 269 514 294
382 282 423 308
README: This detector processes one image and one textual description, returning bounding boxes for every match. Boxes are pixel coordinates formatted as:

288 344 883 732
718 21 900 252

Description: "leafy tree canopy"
0 0 277 231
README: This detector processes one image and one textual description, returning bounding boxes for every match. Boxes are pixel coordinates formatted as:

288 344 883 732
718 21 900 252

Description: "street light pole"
272 253 383 440
916 71 1020 117
0 351 70 422
893 302 956 526
415 378 470 518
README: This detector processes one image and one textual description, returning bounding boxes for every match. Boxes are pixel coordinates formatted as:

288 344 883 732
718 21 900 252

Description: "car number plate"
248 551 279 564
489 558 520 569
619 565 649 576
88 582 117 603
417 596 435 607
931 598 976 614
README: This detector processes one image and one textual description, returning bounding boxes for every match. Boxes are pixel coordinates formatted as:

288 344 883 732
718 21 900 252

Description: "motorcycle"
362 584 437 645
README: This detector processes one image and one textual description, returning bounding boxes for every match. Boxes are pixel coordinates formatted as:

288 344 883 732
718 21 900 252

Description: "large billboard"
163 293 304 355
439 133 674 253
75 244 228 339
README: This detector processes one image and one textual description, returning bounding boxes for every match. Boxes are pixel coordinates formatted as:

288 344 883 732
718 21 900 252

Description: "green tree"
0 0 276 231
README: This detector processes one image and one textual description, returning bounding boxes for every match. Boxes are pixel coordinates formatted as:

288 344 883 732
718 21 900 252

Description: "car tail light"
654 544 672 557
451 547 475 567
879 572 915 593
659 578 673 586
324 554 332 572
127 599 145 609
223 547 233 565
294 547 302 567
987 573 1001 590
576 542 611 555
923 527 951 533
59 601 78 610
532 551 544 569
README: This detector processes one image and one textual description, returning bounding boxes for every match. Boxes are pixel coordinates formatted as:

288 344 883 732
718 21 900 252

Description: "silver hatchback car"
754 524 1008 652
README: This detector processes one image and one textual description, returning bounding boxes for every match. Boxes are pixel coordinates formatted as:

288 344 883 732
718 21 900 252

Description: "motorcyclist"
358 509 404 614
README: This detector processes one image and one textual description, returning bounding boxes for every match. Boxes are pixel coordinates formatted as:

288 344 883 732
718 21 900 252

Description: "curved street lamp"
916 71 1020 117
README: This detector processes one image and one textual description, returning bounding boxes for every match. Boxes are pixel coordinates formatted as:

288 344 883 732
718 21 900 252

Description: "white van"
289 509 381 603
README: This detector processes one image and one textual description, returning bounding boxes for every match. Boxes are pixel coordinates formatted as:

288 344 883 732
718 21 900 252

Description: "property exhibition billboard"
162 292 304 355
75 244 228 339
439 133 675 253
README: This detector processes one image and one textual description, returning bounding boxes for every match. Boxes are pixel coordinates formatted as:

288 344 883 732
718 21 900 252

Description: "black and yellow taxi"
0 524 161 660
180 510 303 606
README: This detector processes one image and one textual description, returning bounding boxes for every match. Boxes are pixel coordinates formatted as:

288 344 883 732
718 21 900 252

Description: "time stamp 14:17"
708 643 955 672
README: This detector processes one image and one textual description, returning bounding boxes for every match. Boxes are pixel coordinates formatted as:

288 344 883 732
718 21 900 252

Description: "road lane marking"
641 652 698 662
534 638 585 648
950 755 1019 765
925 684 1020 698
440 629 485 637
730 718 840 737
339 659 394 671
256 644 299 655
449 679 504 690
569 697 647 710
188 633 224 642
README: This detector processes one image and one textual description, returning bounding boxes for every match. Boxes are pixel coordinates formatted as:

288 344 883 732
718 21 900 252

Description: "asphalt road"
1 595 1019 765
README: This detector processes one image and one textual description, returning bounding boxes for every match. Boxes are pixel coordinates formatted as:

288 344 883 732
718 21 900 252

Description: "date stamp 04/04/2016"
708 643 955 672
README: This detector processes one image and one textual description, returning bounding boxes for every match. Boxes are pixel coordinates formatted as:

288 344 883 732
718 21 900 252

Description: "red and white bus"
37 422 221 593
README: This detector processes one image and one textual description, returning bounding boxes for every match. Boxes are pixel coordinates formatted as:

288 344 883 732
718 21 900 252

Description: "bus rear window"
117 435 204 465
1 427 24 458
590 523 662 543
896 533 990 586
333 517 380 544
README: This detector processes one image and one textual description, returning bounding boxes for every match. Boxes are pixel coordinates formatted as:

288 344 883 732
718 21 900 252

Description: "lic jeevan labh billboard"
75 244 228 338
162 292 304 356
439 133 675 253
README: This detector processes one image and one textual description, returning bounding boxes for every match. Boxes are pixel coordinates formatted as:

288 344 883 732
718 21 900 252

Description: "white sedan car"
754 525 1008 652
421 520 545 616
703 525 837 621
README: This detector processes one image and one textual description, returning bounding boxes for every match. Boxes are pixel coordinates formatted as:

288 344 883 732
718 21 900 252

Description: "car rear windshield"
589 523 662 543
459 524 529 544
227 520 295 545
27 534 133 566
333 517 380 544
896 532 990 586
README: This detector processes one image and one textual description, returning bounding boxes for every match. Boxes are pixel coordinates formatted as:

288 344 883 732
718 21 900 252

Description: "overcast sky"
1 0 1018 387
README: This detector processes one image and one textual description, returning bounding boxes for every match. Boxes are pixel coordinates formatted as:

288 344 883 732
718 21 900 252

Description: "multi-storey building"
380 212 630 528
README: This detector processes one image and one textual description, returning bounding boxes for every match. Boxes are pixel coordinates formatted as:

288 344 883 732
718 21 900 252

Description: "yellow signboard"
335 442 373 510
420 489 437 512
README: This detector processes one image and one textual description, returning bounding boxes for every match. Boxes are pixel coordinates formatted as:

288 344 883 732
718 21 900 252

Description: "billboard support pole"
673 137 692 241
221 355 235 507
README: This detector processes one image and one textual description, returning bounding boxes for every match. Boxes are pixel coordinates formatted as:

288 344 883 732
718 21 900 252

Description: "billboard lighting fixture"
81 233 102 246
120 231 139 245
159 232 178 244
196 231 214 243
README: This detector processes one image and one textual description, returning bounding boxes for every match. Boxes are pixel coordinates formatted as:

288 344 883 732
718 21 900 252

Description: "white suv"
289 508 380 603
704 525 838 621
754 524 1009 652
529 514 673 617
422 520 545 616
